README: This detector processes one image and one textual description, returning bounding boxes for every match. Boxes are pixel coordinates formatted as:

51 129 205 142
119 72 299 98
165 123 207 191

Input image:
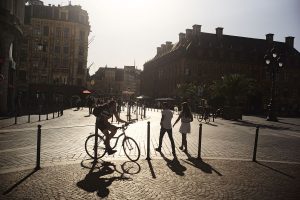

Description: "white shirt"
161 109 173 129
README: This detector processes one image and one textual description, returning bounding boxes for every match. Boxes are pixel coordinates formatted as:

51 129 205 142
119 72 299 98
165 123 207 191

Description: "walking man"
155 102 177 159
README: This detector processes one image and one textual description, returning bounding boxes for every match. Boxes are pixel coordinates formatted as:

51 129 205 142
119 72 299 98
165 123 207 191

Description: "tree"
209 74 256 108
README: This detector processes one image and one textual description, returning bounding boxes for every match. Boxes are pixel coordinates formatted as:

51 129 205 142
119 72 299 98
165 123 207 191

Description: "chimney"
161 44 166 54
192 24 201 35
186 29 193 40
216 27 223 39
179 33 186 42
166 41 172 51
266 33 274 43
285 36 294 48
157 47 161 55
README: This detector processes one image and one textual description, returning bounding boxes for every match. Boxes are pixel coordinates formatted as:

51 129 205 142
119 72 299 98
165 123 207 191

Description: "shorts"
96 119 116 132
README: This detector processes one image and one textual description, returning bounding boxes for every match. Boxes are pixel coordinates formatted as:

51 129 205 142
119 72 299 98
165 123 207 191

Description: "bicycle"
197 111 210 123
85 123 140 162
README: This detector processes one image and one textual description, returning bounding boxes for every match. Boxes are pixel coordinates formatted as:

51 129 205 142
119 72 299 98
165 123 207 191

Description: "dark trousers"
158 127 176 155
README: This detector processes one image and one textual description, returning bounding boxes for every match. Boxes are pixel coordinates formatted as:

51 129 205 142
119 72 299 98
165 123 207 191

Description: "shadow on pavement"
255 161 295 179
3 169 38 195
232 120 292 131
182 151 222 176
146 159 156 179
78 159 139 198
159 152 186 176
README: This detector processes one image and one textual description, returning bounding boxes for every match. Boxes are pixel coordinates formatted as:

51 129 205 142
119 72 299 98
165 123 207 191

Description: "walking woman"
173 102 193 152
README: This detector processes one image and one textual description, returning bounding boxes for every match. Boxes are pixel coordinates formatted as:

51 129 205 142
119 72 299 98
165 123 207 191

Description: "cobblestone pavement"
0 158 299 199
0 108 300 174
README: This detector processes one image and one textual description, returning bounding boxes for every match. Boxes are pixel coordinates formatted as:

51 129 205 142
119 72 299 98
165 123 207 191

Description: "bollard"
146 121 151 160
252 126 260 162
28 113 31 123
94 123 98 163
35 125 42 170
53 111 55 119
144 107 146 118
197 124 203 159
46 110 48 120
39 106 41 121
14 114 17 124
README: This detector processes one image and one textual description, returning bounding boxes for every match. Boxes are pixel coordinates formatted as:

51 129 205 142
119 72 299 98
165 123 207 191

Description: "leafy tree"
209 74 256 108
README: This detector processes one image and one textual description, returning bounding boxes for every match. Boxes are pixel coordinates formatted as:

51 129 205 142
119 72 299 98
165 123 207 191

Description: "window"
43 26 49 36
43 42 48 52
63 46 69 54
56 27 61 37
64 28 69 38
79 46 84 55
33 27 41 36
18 70 26 82
80 31 85 40
185 68 190 76
55 46 60 53
61 12 67 20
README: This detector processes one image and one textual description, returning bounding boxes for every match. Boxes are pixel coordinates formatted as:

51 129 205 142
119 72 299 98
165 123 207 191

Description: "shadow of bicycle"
77 159 140 198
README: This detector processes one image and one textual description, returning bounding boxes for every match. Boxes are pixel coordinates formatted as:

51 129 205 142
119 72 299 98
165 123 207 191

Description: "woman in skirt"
173 102 193 152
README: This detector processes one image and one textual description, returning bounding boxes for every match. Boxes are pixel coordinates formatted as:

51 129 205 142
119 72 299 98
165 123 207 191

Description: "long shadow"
182 151 222 176
232 120 292 131
146 159 156 178
77 160 137 198
3 169 38 195
205 122 218 127
255 161 294 179
159 152 186 176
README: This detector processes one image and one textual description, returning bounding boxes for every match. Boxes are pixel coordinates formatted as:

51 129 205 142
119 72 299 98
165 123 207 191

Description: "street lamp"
264 47 284 121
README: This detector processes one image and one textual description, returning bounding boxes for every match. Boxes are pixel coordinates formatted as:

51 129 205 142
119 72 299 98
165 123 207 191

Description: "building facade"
142 25 300 116
16 1 90 109
0 0 25 115
90 66 141 97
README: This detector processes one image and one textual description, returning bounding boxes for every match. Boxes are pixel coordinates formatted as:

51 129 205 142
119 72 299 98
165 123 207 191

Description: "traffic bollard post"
35 125 42 170
252 126 260 162
93 123 98 164
146 121 151 160
197 124 203 159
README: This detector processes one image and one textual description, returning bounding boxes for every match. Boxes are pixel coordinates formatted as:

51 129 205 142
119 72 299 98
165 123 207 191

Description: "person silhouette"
155 102 177 159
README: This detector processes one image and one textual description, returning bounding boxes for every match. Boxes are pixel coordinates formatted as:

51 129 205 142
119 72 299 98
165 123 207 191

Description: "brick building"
0 0 25 115
89 66 141 97
142 25 300 115
17 0 90 109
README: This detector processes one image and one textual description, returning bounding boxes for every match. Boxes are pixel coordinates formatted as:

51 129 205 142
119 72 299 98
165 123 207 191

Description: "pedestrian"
173 102 193 152
155 102 177 159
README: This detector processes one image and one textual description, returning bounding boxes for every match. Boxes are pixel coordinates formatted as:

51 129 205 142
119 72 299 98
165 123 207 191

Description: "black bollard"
14 113 17 124
197 124 203 159
35 125 42 170
28 113 31 123
144 107 146 118
53 111 55 119
146 121 151 160
252 126 260 162
93 123 98 163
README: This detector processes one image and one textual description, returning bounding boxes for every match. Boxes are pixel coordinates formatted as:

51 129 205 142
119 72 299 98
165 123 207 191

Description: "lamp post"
264 47 284 122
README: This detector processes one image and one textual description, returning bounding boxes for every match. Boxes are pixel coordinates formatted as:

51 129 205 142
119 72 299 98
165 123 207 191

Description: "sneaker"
107 149 117 155
155 148 161 152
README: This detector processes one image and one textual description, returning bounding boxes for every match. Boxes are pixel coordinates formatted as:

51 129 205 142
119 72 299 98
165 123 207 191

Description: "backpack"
92 105 104 117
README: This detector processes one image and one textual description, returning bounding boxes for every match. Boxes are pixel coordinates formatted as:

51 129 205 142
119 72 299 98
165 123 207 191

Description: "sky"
42 0 300 75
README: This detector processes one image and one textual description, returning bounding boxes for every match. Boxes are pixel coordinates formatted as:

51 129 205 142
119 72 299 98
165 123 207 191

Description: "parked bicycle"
197 106 211 123
85 122 140 162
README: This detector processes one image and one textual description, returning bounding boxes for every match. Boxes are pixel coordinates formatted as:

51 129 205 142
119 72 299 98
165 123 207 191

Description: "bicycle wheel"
123 137 140 162
85 134 106 159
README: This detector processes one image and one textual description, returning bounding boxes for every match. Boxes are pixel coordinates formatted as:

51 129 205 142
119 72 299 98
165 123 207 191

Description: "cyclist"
93 100 128 155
